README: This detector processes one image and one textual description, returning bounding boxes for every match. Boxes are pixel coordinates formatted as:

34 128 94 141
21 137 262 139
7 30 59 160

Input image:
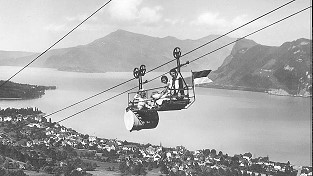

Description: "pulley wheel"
133 67 140 78
173 47 181 59
139 65 146 76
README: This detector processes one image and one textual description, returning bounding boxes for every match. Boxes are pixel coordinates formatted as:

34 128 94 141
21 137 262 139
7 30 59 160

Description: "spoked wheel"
133 67 140 78
139 65 146 76
173 47 181 59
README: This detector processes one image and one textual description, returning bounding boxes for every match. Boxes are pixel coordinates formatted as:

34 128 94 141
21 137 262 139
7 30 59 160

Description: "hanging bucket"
124 109 159 131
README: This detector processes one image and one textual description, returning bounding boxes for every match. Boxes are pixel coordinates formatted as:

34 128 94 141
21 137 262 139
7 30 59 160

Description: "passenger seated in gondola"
151 76 171 106
133 89 152 110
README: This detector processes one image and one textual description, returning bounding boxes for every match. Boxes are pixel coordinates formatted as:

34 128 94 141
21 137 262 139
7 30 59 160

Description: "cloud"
44 24 67 32
231 15 249 26
191 12 227 27
138 6 162 24
231 14 269 28
108 0 162 25
109 0 140 21
44 23 103 32
164 18 185 25
190 12 271 37
65 14 98 22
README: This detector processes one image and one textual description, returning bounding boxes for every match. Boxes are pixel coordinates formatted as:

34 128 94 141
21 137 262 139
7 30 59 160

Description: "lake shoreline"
197 84 312 98
0 80 56 100
0 66 311 166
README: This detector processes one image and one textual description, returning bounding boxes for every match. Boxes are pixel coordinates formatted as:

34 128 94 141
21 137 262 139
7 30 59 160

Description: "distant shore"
0 80 56 100
0 98 23 100
197 83 312 98
58 66 105 73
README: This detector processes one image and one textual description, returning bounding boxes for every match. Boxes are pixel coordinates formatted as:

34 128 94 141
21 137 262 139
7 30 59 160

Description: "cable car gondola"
124 47 196 132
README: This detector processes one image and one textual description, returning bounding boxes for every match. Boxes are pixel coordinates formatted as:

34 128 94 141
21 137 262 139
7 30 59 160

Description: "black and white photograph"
0 0 311 175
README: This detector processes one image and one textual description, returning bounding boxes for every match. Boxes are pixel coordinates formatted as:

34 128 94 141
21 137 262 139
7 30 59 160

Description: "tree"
243 152 252 159
11 169 28 176
148 164 153 171
225 169 233 176
43 166 53 174
76 142 84 149
160 163 169 174
140 166 147 176
3 160 9 169
0 156 5 165
203 149 210 156
83 134 89 139
211 149 217 156
129 163 145 175
26 161 32 170
0 168 6 176
119 161 128 174
102 149 109 157
13 161 19 169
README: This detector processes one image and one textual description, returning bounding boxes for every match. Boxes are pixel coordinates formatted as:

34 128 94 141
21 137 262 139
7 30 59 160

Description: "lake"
0 66 311 166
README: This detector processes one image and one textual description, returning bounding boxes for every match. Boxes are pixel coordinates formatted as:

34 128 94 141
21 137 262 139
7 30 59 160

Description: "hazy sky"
0 0 311 52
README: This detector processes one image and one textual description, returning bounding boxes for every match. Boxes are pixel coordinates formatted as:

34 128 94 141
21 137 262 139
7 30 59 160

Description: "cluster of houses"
0 111 311 176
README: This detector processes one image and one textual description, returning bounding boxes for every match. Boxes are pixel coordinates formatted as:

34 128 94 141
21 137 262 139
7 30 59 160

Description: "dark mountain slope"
208 38 312 96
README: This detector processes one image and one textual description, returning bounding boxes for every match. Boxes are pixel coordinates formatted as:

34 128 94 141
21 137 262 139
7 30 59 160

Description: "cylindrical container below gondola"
124 109 159 131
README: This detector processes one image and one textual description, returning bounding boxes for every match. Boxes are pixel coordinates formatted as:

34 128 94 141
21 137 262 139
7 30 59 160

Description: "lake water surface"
0 66 311 166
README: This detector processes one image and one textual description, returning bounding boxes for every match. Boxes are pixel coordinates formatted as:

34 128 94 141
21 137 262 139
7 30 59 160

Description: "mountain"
0 50 36 61
208 38 312 96
0 29 235 72
0 48 74 67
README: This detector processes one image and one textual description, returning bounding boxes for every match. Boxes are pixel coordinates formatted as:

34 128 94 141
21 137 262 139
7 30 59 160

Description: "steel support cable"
43 77 135 118
0 0 113 88
56 6 311 123
42 0 298 118
188 6 312 64
181 0 297 57
57 72 168 123
57 87 137 123
147 0 298 71
0 0 296 89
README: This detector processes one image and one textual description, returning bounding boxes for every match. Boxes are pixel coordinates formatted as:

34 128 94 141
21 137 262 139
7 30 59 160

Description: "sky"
0 0 311 52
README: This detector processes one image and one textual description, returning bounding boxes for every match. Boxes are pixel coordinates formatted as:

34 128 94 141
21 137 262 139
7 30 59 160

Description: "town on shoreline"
0 107 311 176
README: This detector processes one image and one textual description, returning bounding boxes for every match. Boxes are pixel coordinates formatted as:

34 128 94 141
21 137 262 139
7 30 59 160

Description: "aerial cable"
180 0 297 57
55 5 311 123
0 0 113 88
148 0 298 71
42 0 299 118
43 78 136 118
0 0 296 89
57 87 137 123
188 6 312 64
57 72 169 123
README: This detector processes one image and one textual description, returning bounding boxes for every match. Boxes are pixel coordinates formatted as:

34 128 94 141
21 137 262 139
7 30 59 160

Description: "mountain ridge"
0 30 311 96
0 29 235 72
207 38 312 96
0 51 37 61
